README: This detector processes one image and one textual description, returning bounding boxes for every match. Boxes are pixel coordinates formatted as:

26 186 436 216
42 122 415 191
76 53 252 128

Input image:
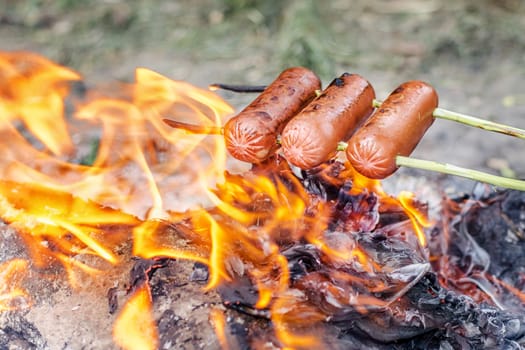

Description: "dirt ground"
1 0 525 349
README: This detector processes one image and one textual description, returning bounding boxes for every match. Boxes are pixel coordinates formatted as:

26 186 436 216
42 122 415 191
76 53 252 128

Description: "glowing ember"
431 189 525 313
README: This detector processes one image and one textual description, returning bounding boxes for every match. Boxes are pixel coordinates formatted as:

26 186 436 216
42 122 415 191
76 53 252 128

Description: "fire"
210 308 229 349
113 284 158 350
0 180 138 287
0 259 30 312
0 51 438 349
0 51 80 156
398 191 432 247
168 162 431 347
0 51 234 347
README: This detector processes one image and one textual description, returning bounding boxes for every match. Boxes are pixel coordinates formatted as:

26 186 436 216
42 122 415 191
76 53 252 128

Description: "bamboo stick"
395 156 525 191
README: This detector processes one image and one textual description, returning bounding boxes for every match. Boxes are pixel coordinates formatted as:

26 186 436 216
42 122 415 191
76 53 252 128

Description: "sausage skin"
224 67 321 163
346 80 438 179
280 73 375 169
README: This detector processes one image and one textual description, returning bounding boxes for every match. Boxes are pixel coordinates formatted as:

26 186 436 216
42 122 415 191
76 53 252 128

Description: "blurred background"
1 0 524 178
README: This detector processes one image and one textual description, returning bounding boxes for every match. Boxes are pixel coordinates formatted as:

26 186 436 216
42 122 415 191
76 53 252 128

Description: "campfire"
0 51 524 349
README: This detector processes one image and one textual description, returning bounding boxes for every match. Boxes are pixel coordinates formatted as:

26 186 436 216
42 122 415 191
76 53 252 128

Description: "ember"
0 51 524 350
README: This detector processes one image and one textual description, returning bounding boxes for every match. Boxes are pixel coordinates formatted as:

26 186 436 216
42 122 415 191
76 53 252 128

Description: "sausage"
224 67 321 163
280 73 375 169
345 80 438 179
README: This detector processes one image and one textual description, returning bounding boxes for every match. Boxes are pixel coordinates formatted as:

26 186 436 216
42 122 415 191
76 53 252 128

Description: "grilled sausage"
280 73 375 169
346 80 438 179
224 67 321 163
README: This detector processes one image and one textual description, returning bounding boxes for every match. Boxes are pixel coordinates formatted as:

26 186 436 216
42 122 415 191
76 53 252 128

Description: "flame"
269 255 321 349
72 67 233 216
210 308 229 349
0 51 434 349
398 191 431 247
0 259 31 312
0 50 234 278
0 51 80 156
113 284 158 350
204 171 310 289
0 180 137 287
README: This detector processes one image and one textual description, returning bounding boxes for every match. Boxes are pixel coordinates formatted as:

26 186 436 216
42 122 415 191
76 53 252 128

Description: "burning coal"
0 51 524 350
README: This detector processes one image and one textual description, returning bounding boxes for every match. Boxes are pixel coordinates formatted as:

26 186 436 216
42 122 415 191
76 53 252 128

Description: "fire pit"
0 51 524 350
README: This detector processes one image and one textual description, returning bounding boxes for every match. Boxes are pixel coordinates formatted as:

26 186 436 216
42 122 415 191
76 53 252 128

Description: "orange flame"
0 259 31 312
270 255 321 348
0 180 137 287
0 51 80 156
0 50 235 281
210 308 229 349
113 284 159 350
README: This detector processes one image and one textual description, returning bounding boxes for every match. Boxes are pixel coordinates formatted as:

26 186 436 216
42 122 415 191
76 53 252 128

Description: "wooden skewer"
395 156 525 191
335 141 525 191
372 99 525 140
163 119 223 135
208 83 267 93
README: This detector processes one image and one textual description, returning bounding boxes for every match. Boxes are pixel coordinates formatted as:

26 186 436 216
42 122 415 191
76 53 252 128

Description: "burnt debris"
432 186 525 318
212 161 525 349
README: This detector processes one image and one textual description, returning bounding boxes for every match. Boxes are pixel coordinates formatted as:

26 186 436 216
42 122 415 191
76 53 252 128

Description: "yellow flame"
310 236 377 272
206 214 232 289
0 51 236 289
201 171 312 292
398 191 431 247
113 284 159 350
